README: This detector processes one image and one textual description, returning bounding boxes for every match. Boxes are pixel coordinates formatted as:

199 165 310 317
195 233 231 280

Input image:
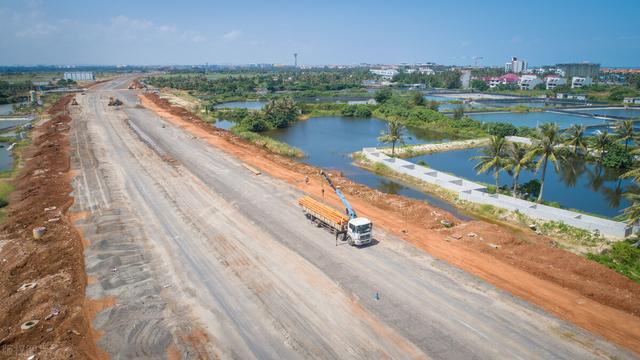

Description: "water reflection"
411 148 632 218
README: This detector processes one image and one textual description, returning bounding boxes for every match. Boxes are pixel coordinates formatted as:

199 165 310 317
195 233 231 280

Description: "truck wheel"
347 236 354 246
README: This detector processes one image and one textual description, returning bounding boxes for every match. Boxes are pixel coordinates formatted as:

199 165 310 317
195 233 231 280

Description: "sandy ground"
138 91 640 356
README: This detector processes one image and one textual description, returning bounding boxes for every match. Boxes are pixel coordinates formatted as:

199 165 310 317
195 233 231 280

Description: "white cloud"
222 29 242 42
192 34 207 43
15 23 58 38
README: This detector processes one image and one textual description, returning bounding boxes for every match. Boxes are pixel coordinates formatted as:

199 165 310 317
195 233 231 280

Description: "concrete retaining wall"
362 147 631 238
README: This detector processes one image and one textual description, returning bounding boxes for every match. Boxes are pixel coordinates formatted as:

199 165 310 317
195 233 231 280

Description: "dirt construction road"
69 78 638 359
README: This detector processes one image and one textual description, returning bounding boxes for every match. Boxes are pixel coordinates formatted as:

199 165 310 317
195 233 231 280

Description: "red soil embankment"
0 96 104 359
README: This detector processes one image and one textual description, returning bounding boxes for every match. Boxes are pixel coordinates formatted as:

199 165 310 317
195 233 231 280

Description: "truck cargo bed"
298 196 349 232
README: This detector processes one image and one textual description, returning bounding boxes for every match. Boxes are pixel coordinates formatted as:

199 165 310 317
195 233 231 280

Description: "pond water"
213 119 235 130
0 104 16 116
573 108 640 119
0 119 30 131
0 143 14 171
266 116 471 219
424 95 457 102
214 101 265 110
470 111 606 129
478 101 548 109
409 147 631 218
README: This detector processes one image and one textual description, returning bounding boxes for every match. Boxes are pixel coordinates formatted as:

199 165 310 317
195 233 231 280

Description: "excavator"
298 170 373 246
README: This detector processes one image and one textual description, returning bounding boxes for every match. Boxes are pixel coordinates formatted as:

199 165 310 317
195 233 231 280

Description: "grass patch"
540 221 606 248
231 128 304 158
588 239 640 283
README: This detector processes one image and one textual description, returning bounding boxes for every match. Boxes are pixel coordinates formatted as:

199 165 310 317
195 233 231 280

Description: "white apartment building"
504 57 527 73
518 74 542 90
546 76 567 90
418 67 435 75
370 69 399 79
571 76 592 89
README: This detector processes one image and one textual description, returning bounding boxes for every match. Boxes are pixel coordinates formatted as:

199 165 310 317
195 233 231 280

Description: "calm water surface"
470 111 606 129
215 101 265 110
574 108 640 119
0 143 13 171
213 119 235 130
267 116 471 218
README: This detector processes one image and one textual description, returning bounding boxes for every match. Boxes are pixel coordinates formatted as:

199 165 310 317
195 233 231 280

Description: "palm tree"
378 120 405 157
504 142 530 196
623 187 640 227
620 148 640 182
591 130 612 163
525 123 563 203
563 124 588 154
615 120 635 151
472 136 508 189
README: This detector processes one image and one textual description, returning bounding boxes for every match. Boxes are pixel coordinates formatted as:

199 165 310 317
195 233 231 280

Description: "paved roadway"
69 77 638 359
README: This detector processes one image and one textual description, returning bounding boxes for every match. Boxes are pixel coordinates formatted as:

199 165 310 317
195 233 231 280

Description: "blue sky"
1 0 639 66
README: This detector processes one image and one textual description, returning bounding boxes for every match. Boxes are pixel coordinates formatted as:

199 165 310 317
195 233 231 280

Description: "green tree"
623 188 640 226
471 79 488 91
525 123 563 203
505 142 531 196
263 96 298 128
591 131 613 163
241 112 269 132
621 148 640 181
486 122 518 137
427 100 439 111
374 88 393 104
603 144 633 169
615 120 635 151
453 106 464 120
412 91 425 106
563 124 588 154
378 120 405 157
472 136 508 188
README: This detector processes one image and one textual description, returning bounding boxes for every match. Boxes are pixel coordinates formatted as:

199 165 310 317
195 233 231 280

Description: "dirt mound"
0 95 102 359
142 92 640 354
128 80 145 90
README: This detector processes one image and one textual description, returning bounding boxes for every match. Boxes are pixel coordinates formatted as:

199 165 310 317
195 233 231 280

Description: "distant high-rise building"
557 63 600 79
504 57 527 73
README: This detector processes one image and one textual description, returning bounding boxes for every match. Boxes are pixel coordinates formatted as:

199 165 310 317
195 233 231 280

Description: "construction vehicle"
298 171 373 246
108 97 123 106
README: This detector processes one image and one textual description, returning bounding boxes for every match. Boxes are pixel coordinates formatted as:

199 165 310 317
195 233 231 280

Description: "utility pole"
293 53 298 68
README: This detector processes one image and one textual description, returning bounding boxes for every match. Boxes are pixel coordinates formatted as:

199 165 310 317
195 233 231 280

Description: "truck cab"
347 217 373 246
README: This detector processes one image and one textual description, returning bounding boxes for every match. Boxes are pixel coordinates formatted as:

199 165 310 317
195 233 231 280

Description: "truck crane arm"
320 170 357 219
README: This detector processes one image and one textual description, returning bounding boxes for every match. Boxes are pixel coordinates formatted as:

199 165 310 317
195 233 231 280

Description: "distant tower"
293 53 298 67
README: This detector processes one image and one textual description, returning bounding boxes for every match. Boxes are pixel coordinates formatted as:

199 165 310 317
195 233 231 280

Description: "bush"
587 239 640 283
453 106 464 120
603 143 633 169
520 179 541 199
471 79 488 91
241 113 269 132
264 97 298 129
374 88 393 104
485 122 518 137
341 104 372 117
